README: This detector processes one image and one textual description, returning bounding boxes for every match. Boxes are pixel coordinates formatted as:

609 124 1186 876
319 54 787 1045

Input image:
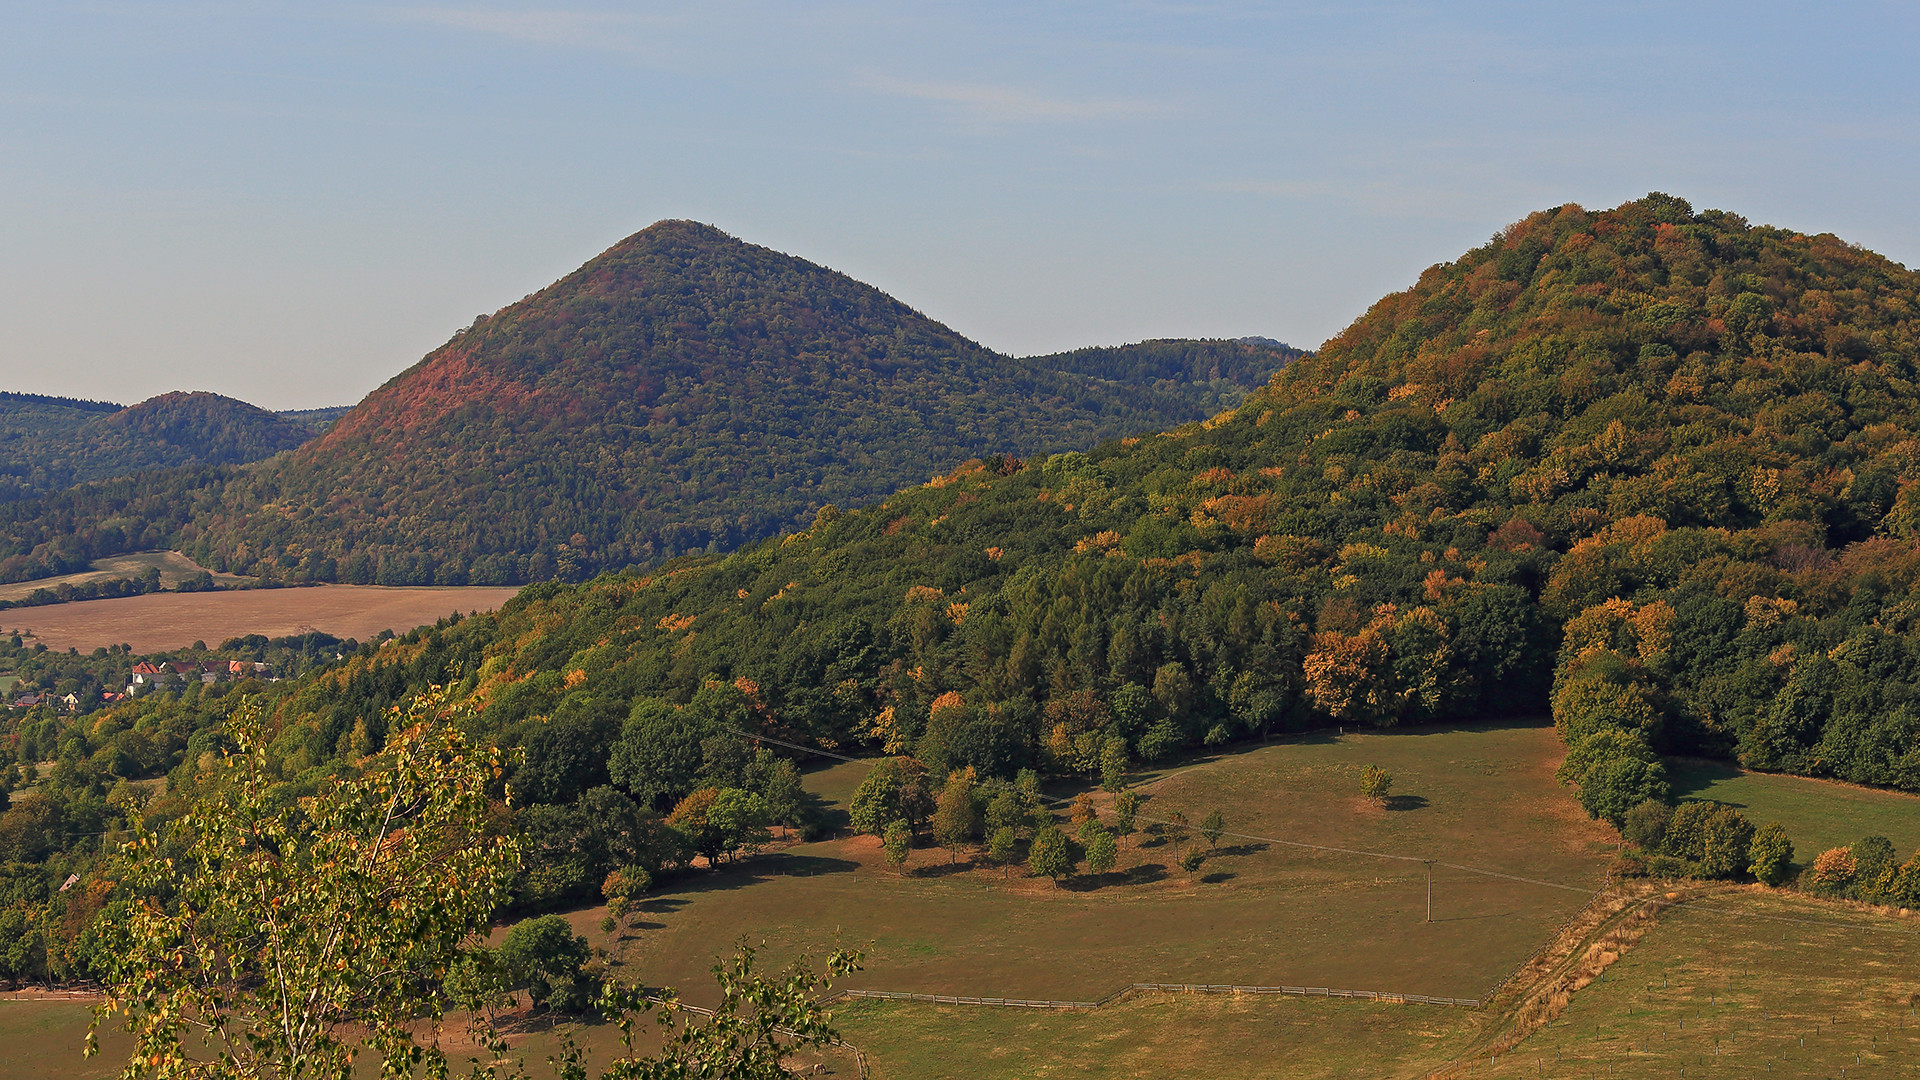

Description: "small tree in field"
1028 825 1072 885
1085 831 1118 877
1113 789 1140 850
1200 809 1226 852
1070 792 1097 829
1164 810 1190 855
988 826 1018 879
883 819 914 875
932 769 981 864
1179 848 1204 878
1099 737 1129 793
1361 764 1393 804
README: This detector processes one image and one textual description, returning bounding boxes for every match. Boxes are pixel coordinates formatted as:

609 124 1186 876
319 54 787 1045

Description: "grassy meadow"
18 725 1919 1080
0 1000 129 1080
833 889 1920 1079
615 725 1618 1007
1666 757 1920 860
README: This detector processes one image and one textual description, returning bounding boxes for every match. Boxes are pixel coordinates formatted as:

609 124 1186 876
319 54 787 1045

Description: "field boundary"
830 981 1486 1011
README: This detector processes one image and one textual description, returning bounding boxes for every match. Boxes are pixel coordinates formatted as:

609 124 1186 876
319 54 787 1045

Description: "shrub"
1748 822 1794 886
1360 765 1392 804
1621 798 1671 851
1663 801 1752 879
1804 847 1858 893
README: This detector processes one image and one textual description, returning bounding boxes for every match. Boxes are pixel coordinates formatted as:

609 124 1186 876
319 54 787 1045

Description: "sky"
2 3 1916 411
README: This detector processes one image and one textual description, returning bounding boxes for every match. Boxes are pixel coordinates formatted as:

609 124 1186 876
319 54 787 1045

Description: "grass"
0 675 18 695
834 992 1486 1080
615 725 1617 1008
0 1001 129 1080
1667 757 1920 859
1481 889 1920 1078
831 888 1920 1079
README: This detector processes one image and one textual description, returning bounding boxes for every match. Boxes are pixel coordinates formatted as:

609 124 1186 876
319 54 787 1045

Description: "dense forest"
0 222 1298 585
7 193 1920 980
0 391 318 503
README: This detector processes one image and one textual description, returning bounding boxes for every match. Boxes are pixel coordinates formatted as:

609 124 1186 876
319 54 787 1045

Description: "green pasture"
1666 758 1920 860
0 675 18 695
835 992 1486 1080
0 1001 128 1080
617 725 1618 1008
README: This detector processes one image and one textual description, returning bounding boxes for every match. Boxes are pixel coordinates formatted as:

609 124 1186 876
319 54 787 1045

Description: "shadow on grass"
1430 910 1515 923
905 859 976 879
1665 757 1748 803
1210 841 1269 858
1200 871 1236 884
1059 862 1173 890
1385 794 1429 812
659 851 860 898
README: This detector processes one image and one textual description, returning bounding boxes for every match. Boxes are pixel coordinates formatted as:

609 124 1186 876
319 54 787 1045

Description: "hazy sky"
3 2 1916 410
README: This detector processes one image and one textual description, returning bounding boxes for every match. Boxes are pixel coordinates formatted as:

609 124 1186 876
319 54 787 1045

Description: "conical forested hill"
0 221 1296 585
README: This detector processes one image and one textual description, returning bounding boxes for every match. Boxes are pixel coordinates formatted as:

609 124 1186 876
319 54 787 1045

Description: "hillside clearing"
615 725 1617 1008
0 551 253 602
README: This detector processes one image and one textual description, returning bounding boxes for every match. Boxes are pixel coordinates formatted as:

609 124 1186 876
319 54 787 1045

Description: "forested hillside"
8 194 1920 978
0 222 1298 586
0 391 316 504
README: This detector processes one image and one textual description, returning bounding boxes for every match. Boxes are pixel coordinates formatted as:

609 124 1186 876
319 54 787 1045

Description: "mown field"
0 1000 130 1080
616 725 1619 1007
2 584 523 652
835 889 1920 1079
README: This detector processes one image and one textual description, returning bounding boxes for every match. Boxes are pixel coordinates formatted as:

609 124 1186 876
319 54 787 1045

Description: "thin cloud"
394 7 673 50
865 76 1170 125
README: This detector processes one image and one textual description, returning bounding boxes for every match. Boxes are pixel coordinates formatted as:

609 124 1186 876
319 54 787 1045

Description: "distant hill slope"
151 192 1918 804
0 391 317 502
0 221 1297 586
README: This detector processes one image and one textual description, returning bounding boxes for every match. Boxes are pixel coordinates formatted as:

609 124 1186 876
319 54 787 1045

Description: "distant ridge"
0 390 318 503
0 221 1300 585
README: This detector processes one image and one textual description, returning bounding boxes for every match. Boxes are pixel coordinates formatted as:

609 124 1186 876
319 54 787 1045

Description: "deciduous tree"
882 819 913 875
90 691 520 1080
1027 825 1071 885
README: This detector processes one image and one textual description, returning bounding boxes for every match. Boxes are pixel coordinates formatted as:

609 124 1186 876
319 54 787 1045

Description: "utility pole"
1425 860 1434 922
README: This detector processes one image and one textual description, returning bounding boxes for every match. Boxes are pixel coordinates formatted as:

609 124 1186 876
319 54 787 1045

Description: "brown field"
2 585 523 652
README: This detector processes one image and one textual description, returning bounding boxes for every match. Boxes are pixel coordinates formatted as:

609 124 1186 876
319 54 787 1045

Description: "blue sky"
2 2 1915 409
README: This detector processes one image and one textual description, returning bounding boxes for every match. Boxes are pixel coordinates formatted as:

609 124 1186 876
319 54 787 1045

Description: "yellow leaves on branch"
1560 597 1676 668
928 691 965 720
862 705 909 755
1073 531 1123 555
